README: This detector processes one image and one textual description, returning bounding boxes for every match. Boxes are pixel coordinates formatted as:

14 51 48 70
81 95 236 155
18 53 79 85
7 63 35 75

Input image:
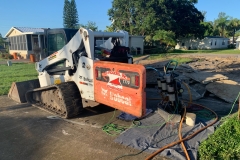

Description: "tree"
108 0 205 39
201 22 214 36
153 30 176 47
235 30 240 38
104 25 115 32
214 12 229 37
0 33 4 46
226 18 240 42
201 11 207 22
79 21 98 31
63 0 79 29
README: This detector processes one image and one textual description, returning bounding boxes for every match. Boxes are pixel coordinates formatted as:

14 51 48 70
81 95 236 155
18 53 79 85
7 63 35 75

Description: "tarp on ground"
115 112 217 160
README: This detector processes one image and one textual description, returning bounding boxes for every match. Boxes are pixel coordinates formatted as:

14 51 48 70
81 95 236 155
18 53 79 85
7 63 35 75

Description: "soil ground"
1 53 240 160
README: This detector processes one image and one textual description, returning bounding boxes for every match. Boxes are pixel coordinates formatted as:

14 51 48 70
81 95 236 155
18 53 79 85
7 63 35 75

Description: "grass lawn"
198 113 240 159
0 63 38 95
133 52 194 64
133 48 240 63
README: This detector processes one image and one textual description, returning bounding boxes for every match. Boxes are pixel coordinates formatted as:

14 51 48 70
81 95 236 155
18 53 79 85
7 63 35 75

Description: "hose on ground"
179 106 190 160
182 81 192 104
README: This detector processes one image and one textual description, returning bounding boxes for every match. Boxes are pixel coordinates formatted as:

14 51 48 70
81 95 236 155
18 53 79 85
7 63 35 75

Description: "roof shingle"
14 27 44 33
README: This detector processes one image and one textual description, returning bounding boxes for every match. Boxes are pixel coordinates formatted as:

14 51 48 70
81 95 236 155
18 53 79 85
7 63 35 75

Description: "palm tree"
226 18 240 43
214 12 229 37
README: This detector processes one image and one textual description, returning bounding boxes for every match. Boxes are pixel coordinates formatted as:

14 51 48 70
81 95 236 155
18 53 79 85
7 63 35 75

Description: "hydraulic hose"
182 81 192 104
145 102 218 160
179 106 190 160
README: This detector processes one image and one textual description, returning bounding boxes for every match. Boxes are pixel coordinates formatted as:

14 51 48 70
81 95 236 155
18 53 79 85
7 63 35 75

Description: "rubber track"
57 82 83 118
26 82 83 119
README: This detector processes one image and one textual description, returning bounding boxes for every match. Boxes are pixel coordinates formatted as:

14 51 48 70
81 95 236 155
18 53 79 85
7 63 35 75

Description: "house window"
215 41 217 45
48 33 66 56
222 40 225 45
211 41 212 46
27 35 32 50
9 35 27 50
181 43 185 46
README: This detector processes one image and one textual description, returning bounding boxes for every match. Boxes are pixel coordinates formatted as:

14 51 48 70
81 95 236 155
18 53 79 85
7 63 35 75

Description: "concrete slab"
206 80 240 103
193 97 238 117
0 95 166 160
191 83 206 97
181 84 202 101
176 64 196 73
183 72 228 84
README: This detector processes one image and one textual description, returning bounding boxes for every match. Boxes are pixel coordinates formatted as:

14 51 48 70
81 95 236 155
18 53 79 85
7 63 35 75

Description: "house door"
32 36 39 48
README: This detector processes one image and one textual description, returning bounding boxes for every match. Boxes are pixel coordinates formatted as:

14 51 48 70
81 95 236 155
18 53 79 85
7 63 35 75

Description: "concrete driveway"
0 95 166 160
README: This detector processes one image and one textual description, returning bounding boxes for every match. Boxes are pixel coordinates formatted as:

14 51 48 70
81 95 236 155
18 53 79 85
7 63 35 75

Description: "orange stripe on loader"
94 61 146 117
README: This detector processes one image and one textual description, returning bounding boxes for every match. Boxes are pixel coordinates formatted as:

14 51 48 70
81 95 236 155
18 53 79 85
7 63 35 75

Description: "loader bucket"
8 79 40 103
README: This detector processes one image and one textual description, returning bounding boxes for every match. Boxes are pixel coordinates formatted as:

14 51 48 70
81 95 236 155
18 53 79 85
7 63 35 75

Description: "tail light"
135 75 139 87
130 75 140 87
95 69 98 78
95 68 101 79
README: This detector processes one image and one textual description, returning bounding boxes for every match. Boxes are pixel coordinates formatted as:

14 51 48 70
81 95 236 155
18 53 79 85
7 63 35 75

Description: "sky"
0 0 240 37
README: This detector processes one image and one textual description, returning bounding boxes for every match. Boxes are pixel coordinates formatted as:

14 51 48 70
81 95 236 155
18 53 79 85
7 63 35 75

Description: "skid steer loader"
9 28 146 118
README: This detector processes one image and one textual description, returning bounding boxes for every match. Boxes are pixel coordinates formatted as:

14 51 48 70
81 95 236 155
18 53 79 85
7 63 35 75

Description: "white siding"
176 37 229 50
129 36 144 54
236 37 240 50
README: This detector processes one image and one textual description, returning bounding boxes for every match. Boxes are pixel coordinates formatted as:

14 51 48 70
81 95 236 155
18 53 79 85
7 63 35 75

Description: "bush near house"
0 53 13 59
228 43 236 49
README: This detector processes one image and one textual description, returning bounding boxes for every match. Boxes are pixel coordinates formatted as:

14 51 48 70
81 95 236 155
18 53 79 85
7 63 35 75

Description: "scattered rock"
62 130 71 135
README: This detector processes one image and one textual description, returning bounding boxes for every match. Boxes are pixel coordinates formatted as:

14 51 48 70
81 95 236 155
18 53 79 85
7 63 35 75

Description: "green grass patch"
0 63 38 95
133 53 193 64
198 113 240 160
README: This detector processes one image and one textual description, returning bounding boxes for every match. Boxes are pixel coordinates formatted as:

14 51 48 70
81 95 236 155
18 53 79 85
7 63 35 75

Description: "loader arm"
22 27 146 118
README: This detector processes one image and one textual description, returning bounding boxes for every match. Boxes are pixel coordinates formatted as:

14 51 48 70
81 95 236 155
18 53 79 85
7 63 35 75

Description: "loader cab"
43 28 78 75
45 28 78 56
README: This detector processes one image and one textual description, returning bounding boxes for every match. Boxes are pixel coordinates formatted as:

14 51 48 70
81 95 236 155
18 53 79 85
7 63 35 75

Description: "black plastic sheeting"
115 112 218 160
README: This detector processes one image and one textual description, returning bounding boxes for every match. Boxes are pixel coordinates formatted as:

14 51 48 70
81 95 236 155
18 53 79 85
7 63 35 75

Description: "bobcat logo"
101 87 108 98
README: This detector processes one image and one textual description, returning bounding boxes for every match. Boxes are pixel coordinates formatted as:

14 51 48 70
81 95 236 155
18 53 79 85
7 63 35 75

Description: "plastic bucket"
186 112 196 126
30 54 35 62
13 52 18 59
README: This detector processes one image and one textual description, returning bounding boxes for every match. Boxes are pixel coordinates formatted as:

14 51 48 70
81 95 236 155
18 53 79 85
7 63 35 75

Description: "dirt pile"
140 55 240 103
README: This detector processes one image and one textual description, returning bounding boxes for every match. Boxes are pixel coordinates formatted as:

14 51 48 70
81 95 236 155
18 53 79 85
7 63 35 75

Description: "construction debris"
142 56 240 103
157 107 181 123
183 72 228 84
206 80 240 103
181 83 202 101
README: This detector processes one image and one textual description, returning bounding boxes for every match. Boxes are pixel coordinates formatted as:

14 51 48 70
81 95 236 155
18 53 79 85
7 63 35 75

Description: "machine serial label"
54 78 61 84
48 52 58 61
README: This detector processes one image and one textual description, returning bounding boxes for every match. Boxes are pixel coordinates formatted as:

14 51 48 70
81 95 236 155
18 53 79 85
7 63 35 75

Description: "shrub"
0 53 13 59
228 43 236 49
198 114 240 160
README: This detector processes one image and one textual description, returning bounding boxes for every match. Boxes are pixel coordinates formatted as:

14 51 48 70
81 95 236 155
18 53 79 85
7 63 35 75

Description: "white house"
5 27 45 59
175 36 229 50
236 37 240 50
129 36 145 54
